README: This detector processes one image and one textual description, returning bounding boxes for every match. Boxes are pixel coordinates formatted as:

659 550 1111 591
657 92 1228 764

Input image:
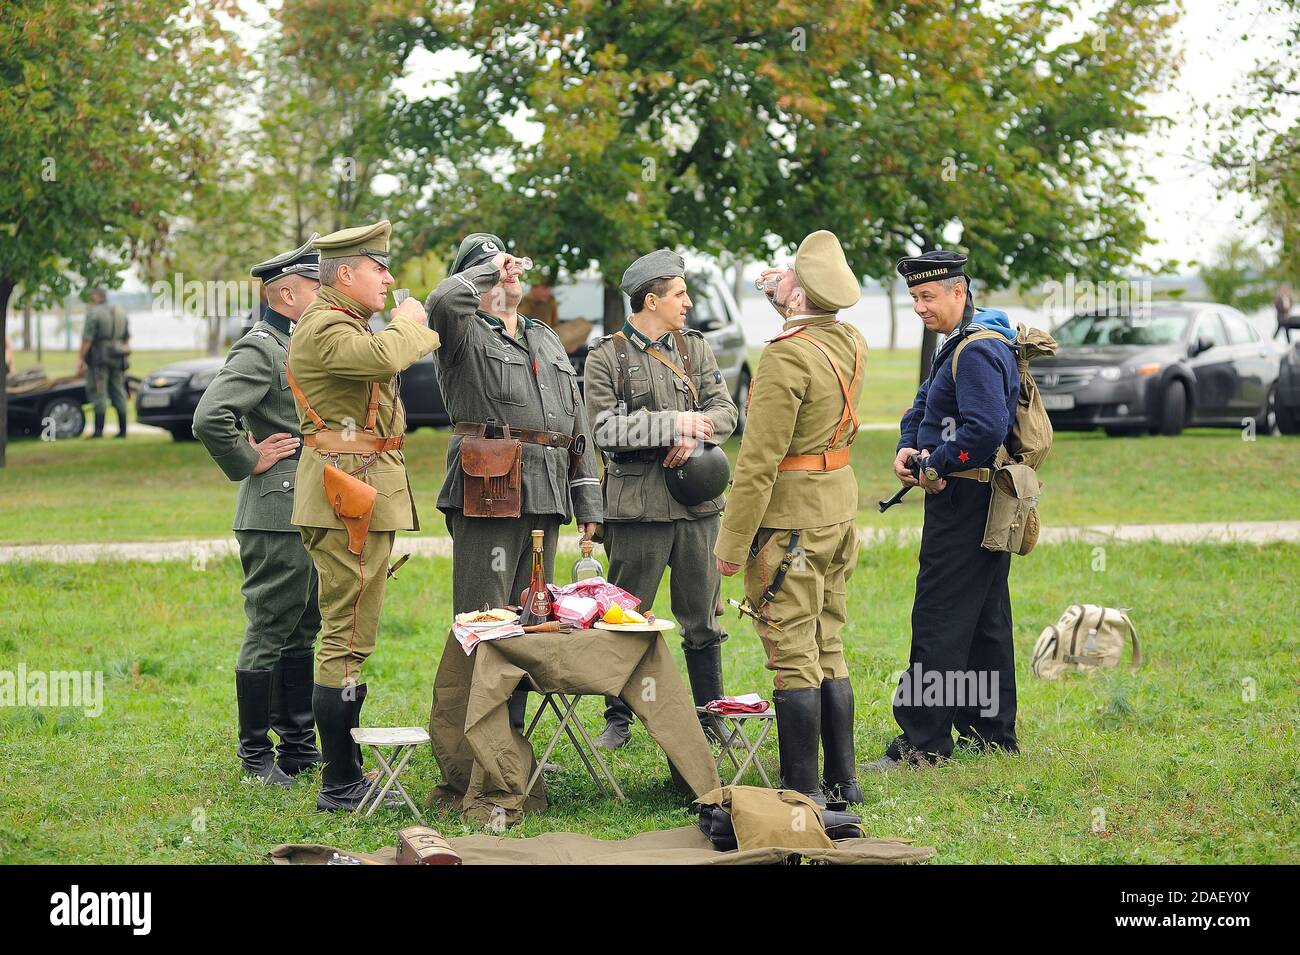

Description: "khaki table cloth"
428 628 723 825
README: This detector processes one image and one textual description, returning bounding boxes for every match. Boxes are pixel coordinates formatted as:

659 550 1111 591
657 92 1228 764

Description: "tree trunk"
731 258 746 304
602 281 624 335
887 278 899 350
22 301 33 351
918 327 938 384
0 277 14 468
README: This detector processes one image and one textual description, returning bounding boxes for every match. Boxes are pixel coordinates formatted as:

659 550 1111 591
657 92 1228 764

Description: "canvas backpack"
1031 604 1141 679
952 323 1057 555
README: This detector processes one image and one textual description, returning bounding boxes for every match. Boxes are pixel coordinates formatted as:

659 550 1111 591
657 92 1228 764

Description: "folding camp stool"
350 726 430 822
523 693 625 800
699 706 776 787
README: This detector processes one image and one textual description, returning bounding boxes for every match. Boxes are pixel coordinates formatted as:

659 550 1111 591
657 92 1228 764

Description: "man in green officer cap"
288 219 441 811
423 232 603 806
714 229 866 809
583 249 738 751
77 287 130 439
193 236 322 787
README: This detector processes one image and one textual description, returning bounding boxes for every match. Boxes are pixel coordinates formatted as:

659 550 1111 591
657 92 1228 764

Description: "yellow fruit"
603 605 625 624
623 609 647 624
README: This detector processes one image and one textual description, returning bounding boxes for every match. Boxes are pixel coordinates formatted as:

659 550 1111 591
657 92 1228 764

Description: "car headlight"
1099 367 1122 381
189 370 218 390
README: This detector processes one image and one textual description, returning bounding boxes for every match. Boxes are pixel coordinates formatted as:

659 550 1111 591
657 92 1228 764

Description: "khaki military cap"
794 230 860 311
313 220 391 267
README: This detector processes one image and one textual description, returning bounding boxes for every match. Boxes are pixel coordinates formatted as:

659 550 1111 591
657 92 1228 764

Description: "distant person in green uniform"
77 287 130 438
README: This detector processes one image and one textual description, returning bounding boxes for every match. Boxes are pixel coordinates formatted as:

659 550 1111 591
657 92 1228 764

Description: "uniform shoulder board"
590 332 616 349
765 324 810 345
252 329 270 339
681 327 705 340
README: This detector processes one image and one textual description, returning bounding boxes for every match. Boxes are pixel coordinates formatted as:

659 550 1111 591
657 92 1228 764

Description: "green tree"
1200 236 1277 312
391 0 1178 338
0 0 240 465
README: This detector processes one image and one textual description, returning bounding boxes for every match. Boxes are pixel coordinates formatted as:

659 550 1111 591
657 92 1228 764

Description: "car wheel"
1277 389 1300 435
1157 380 1186 436
168 423 197 442
733 368 750 436
1253 384 1278 436
40 397 86 440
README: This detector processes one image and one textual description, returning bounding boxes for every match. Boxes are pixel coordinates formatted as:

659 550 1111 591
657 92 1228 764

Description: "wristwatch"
923 465 940 482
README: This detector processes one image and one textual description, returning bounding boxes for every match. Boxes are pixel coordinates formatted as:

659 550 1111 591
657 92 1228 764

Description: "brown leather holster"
323 462 377 556
459 423 522 518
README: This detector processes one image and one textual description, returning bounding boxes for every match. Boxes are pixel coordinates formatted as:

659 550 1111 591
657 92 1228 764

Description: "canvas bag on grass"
951 323 1056 555
1031 604 1141 679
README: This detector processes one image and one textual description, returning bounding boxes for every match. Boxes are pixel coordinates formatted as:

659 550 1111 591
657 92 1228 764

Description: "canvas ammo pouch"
458 421 523 518
1031 604 1141 679
982 463 1042 555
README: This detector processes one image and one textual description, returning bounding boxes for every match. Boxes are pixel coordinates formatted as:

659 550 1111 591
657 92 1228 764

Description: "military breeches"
742 520 858 691
299 526 394 688
602 516 726 652
235 530 320 671
891 477 1016 760
428 510 562 802
86 363 128 416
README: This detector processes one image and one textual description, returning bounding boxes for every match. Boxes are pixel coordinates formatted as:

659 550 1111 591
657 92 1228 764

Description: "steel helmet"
665 442 730 506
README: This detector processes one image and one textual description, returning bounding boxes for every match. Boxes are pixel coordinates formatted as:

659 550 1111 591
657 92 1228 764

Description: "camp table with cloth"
428 627 723 826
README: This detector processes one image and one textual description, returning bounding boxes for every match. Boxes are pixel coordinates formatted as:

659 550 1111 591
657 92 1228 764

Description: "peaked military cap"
620 248 686 297
250 234 320 285
450 232 506 275
794 230 860 311
896 249 968 287
313 220 391 267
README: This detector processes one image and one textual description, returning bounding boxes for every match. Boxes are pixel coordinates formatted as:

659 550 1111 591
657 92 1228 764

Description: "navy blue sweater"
898 308 1020 476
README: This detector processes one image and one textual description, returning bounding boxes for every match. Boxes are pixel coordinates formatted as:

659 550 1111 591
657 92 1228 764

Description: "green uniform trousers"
742 520 858 690
602 517 726 652
428 510 561 803
299 526 394 688
234 530 320 670
86 362 128 418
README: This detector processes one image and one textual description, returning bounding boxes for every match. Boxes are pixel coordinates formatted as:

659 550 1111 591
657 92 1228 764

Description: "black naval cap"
450 232 507 276
895 250 968 287
250 234 321 285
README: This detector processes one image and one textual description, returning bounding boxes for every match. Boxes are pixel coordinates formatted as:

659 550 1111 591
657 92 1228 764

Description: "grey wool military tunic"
422 262 603 523
193 314 302 531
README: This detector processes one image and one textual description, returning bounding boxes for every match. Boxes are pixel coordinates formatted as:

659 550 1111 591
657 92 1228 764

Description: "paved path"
3 521 1297 564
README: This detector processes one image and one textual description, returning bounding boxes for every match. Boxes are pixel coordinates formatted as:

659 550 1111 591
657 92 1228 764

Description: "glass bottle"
571 539 603 582
520 529 553 625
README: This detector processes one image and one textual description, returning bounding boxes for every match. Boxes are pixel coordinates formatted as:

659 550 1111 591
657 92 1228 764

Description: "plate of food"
454 608 520 631
592 606 676 633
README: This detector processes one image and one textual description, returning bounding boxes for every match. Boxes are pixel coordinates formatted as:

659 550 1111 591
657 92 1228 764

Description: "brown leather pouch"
322 461 376 556
396 826 462 865
460 432 522 518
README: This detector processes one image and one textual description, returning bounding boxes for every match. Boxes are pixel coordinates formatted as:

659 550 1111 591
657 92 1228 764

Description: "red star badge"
958 450 970 463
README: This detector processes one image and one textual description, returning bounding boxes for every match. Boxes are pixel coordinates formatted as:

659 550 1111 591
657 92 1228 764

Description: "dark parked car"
136 354 451 440
1275 337 1300 434
1034 302 1282 437
6 368 104 440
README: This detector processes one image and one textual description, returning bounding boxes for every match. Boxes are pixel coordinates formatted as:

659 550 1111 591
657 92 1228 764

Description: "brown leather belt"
777 447 852 473
305 432 404 454
454 421 573 450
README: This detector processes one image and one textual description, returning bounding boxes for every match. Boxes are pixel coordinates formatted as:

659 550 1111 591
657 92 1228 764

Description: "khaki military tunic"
193 311 320 671
287 285 440 687
715 313 866 690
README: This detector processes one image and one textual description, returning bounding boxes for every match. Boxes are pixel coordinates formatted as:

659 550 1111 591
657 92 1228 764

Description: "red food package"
547 578 640 616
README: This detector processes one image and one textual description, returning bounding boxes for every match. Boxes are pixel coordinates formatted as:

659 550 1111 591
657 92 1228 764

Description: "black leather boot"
684 643 728 744
270 654 320 776
235 668 293 787
508 683 529 734
314 682 374 811
820 677 863 806
773 686 826 807
114 407 128 438
90 410 105 438
595 696 633 750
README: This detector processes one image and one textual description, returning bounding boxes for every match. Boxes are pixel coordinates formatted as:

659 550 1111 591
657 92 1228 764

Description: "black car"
1275 336 1300 434
5 369 95 440
1034 303 1282 437
136 353 451 440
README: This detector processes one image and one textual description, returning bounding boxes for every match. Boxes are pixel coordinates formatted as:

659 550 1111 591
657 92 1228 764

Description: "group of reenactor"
192 218 1023 813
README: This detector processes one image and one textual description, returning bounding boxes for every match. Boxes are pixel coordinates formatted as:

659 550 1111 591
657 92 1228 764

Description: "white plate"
594 619 677 633
1041 394 1075 410
457 615 519 631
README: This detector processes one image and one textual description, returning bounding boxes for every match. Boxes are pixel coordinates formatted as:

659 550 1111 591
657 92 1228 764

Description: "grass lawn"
2 425 1297 545
1 540 1295 863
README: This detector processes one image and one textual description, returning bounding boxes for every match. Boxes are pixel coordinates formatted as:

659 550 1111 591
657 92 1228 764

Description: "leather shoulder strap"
612 331 632 406
789 329 862 451
671 329 693 377
951 329 1009 379
285 330 381 435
